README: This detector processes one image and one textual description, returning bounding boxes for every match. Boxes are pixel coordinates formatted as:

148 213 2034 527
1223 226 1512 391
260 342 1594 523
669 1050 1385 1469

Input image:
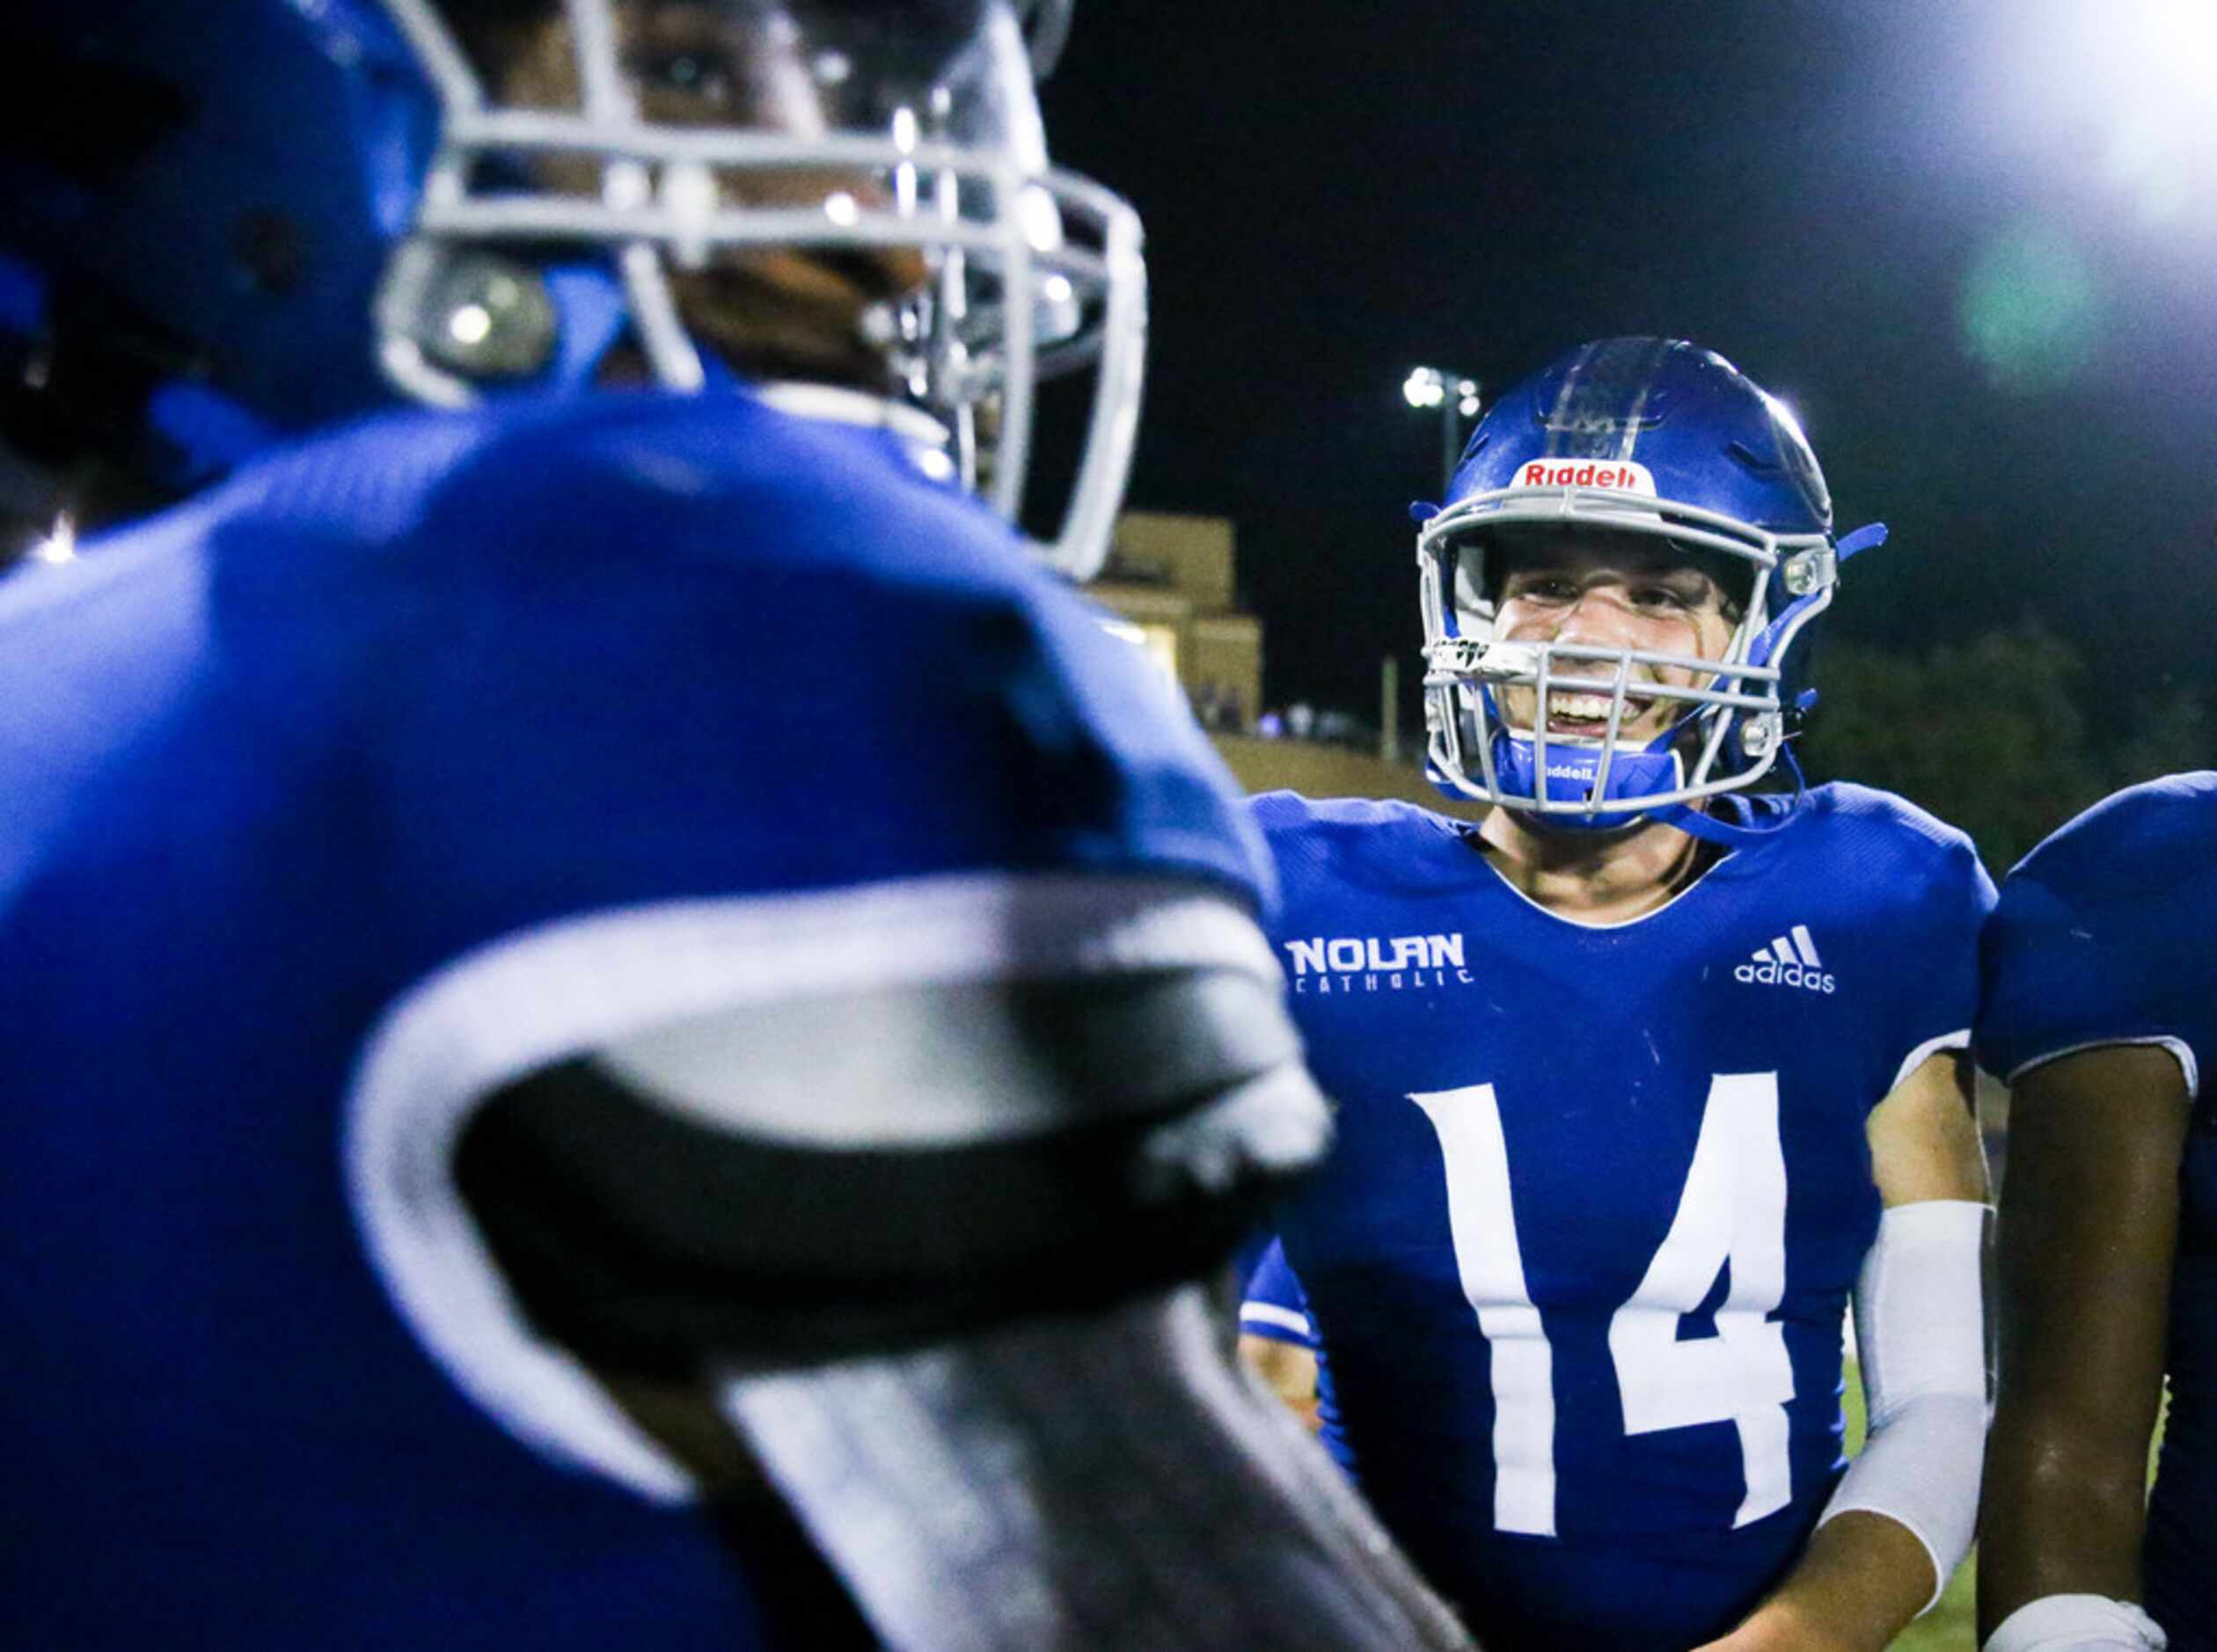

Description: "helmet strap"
1643 743 1810 847
538 264 634 390
1746 522 1887 670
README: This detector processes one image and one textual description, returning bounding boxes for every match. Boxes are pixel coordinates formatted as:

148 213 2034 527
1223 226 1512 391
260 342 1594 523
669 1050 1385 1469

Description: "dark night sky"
1040 0 2217 727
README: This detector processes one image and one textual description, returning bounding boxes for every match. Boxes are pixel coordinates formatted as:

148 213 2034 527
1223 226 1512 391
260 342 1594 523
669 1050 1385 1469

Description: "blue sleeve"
1893 832 1997 1087
1820 791 1996 1095
1976 777 2216 1094
1238 1237 1315 1349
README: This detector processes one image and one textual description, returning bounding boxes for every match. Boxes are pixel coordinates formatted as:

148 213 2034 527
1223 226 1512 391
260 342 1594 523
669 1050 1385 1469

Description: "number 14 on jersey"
1411 1073 1796 1537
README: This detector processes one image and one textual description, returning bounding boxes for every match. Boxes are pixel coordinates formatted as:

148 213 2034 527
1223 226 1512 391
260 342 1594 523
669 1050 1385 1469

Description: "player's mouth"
1540 691 1654 737
671 252 918 391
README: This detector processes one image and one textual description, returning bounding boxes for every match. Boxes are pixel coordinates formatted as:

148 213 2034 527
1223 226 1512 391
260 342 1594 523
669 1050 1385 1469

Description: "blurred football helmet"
1417 337 1882 828
0 0 1140 576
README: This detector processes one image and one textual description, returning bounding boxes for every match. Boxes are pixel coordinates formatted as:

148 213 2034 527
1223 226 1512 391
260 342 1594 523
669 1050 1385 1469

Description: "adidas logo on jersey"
1734 925 1837 994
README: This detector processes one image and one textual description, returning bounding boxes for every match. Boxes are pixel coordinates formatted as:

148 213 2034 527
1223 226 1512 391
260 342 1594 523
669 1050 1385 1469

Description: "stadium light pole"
1402 366 1483 498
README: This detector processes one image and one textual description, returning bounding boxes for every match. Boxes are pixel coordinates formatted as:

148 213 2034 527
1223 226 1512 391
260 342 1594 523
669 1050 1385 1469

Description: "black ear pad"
455 968 1328 1374
1453 685 1489 771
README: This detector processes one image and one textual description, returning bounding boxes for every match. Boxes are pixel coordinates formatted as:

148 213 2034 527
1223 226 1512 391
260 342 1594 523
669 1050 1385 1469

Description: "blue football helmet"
1417 337 1881 828
0 0 1140 577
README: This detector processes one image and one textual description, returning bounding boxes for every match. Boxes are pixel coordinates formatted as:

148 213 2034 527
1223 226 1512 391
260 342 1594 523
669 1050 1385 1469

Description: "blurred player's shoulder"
1 388 1275 929
0 389 1012 791
2007 770 2217 898
416 392 1009 571
1978 776 2217 1088
135 388 1034 588
1978 772 2217 1058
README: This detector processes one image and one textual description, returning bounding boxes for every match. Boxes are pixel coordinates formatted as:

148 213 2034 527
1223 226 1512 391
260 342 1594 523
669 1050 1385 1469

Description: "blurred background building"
1093 509 1475 815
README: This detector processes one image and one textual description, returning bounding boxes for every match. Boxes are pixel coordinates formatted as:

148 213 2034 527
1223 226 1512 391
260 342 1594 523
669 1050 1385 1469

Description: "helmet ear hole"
377 242 561 383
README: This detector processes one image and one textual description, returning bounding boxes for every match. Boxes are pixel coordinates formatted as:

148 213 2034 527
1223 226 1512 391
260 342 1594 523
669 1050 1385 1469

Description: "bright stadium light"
1403 366 1445 409
2107 0 2217 111
1954 0 2216 384
1998 0 2217 224
1403 365 1481 494
2084 0 2217 223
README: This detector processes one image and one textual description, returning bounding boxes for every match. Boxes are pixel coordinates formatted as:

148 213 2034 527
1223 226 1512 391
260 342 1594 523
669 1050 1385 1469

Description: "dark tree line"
1796 619 2210 874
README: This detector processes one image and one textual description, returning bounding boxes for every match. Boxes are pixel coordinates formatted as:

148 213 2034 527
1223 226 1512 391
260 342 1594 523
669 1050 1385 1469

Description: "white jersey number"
1410 1073 1793 1537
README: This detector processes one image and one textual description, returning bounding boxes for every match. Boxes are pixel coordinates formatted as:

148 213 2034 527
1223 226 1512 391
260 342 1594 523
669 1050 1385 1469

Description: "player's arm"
1241 1321 1321 1428
1976 1042 2186 1652
1237 1239 1323 1431
1238 1335 1321 1431
1702 1048 1991 1652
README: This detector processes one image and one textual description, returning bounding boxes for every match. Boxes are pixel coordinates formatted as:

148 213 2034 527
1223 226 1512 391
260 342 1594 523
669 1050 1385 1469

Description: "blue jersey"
1240 1235 1315 1349
1257 788 1991 1651
0 389 1271 1648
1976 772 2217 1650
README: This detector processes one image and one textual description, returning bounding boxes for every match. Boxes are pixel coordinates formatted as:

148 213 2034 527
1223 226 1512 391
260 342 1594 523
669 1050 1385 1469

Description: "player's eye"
1632 581 1701 610
640 50 735 111
1511 576 1578 603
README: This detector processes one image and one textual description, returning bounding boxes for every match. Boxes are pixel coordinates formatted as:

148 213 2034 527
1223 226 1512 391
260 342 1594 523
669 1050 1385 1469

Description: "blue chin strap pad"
143 384 284 490
1493 729 1686 832
524 262 757 401
535 264 633 394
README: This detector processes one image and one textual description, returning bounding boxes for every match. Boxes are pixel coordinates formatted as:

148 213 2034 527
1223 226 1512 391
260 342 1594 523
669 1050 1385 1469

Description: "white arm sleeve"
1818 1198 1989 1613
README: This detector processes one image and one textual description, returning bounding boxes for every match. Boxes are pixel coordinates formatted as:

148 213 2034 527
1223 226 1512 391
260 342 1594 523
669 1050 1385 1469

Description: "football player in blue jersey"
1976 776 2216 1652
0 4 1472 1647
1239 337 1995 1651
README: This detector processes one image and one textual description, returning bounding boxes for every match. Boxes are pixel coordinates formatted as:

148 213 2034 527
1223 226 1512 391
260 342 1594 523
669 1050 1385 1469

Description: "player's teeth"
1552 694 1613 720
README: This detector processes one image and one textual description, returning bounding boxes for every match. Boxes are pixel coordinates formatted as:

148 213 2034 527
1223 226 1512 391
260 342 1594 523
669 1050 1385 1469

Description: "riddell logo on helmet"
1515 459 1657 494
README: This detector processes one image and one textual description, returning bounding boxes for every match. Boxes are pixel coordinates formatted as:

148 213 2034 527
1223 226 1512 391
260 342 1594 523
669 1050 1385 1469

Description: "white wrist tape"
1818 1199 1989 1612
1985 1594 2169 1651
